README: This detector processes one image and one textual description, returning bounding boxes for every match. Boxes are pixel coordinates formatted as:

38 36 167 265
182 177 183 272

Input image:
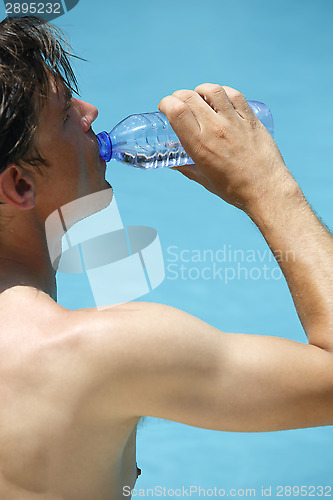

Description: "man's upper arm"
73 302 333 432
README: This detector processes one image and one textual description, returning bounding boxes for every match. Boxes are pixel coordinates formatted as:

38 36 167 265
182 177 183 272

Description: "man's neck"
0 257 57 300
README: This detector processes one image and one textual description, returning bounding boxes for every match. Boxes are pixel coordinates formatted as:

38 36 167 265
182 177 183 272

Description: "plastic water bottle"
96 101 274 170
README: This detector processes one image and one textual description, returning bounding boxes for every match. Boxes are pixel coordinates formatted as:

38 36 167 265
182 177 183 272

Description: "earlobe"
0 164 35 210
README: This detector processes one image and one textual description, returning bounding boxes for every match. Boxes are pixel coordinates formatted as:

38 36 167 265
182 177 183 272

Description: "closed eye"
63 88 73 124
63 100 71 124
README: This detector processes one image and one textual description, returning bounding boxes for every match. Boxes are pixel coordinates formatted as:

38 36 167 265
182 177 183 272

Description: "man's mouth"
91 127 103 160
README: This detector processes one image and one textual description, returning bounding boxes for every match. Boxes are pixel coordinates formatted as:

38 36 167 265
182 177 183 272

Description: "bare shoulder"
0 285 69 337
0 284 66 312
36 301 183 423
0 288 179 380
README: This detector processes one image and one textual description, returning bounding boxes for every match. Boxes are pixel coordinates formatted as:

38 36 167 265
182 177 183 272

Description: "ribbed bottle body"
97 102 274 169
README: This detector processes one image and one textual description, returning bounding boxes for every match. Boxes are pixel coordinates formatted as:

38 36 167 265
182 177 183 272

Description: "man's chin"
103 178 112 190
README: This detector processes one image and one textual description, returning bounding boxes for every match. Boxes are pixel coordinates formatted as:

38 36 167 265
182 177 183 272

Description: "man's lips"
90 127 103 161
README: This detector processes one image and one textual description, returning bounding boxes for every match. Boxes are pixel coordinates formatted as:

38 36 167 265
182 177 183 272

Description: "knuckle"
195 82 212 91
168 101 188 120
172 89 196 104
195 83 226 100
223 86 246 102
208 85 227 104
195 82 222 92
209 83 225 95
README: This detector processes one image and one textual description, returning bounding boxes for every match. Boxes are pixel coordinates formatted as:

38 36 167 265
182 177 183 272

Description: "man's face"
33 79 109 220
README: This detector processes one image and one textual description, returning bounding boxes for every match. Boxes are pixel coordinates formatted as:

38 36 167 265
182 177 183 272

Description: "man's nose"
76 99 99 133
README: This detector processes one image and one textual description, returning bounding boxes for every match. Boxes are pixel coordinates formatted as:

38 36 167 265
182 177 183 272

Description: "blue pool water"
3 0 331 496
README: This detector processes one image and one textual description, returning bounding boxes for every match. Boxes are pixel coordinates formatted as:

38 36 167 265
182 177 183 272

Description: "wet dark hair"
0 16 79 175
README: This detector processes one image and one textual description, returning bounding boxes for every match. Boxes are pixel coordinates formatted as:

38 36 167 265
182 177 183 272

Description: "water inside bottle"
118 141 191 169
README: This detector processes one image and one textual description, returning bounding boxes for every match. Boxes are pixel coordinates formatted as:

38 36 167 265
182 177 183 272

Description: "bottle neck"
96 131 112 162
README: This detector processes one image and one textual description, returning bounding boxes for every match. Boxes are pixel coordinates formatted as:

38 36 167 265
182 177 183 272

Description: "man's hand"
158 83 294 211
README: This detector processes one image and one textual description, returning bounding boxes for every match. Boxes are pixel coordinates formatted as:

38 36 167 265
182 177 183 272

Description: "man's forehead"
50 75 71 101
41 78 70 115
34 78 71 143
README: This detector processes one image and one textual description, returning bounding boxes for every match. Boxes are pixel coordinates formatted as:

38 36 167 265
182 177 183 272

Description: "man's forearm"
246 176 333 352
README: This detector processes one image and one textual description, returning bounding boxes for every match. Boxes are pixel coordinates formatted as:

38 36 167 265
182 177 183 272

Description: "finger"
221 86 255 119
170 164 212 192
171 89 217 123
158 94 201 135
158 94 204 155
194 83 254 120
170 164 197 179
194 83 236 116
171 164 201 183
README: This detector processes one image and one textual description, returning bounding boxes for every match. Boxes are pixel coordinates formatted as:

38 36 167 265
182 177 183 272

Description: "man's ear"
0 164 35 210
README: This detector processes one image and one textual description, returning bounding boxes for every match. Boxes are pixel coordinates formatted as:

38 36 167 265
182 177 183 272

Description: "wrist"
243 169 305 224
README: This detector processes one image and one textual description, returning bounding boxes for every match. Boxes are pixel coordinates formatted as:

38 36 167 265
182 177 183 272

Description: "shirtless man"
0 15 332 500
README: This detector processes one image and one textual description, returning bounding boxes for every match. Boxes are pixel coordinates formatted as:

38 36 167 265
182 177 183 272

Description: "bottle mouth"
96 132 112 162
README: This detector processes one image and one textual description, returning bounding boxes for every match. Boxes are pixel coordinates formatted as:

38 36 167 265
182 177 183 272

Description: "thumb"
170 164 218 197
170 164 200 181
